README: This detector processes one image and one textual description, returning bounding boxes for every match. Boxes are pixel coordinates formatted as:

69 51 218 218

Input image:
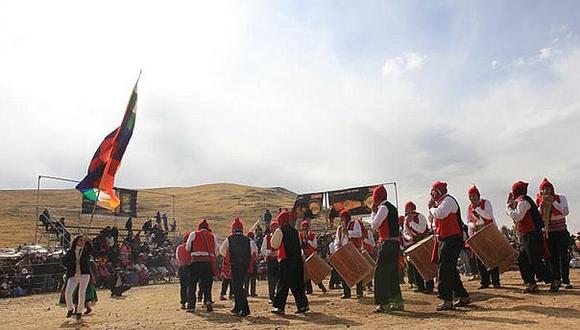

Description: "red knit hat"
339 209 351 219
404 201 416 211
276 211 292 226
300 220 310 229
512 181 528 198
198 219 209 230
467 185 480 197
247 231 255 239
270 221 279 230
432 181 448 194
372 185 387 204
231 217 244 233
539 178 554 194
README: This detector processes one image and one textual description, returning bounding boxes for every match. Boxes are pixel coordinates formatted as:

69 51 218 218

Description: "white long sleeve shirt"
185 230 219 257
402 213 428 244
506 199 531 223
260 234 277 257
271 228 283 250
429 195 458 220
544 195 570 219
467 200 495 236
348 220 363 239
370 205 389 232
333 226 349 251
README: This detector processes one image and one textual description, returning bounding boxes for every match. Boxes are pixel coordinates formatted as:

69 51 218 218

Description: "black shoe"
219 295 227 301
230 308 239 314
454 297 471 307
205 303 213 312
180 304 186 310
321 288 328 294
478 285 490 290
564 283 573 289
238 310 250 317
295 306 310 314
340 295 351 299
84 307 92 315
271 308 285 315
436 301 455 311
186 304 195 312
76 313 82 320
413 288 424 293
66 310 74 318
522 284 539 293
549 283 559 293
492 284 501 289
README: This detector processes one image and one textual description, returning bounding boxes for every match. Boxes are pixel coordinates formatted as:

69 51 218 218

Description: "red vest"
176 244 192 266
516 197 536 234
299 231 317 257
348 220 363 249
190 229 216 262
467 199 493 226
434 195 462 239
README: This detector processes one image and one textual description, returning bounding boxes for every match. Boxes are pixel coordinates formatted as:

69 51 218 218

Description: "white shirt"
429 195 458 220
402 213 428 244
271 228 283 250
542 195 570 220
467 199 495 236
347 221 363 239
185 230 219 256
260 234 276 257
333 226 350 251
370 205 389 231
506 198 531 223
363 229 376 247
219 234 258 256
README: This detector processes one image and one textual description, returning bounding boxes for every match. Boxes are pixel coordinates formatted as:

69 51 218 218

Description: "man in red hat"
270 211 310 315
244 231 259 297
176 232 193 310
466 185 501 289
536 178 572 289
333 209 365 298
428 181 470 311
185 219 219 312
300 220 328 294
402 201 433 293
261 221 280 303
370 185 404 313
507 181 556 293
219 217 256 317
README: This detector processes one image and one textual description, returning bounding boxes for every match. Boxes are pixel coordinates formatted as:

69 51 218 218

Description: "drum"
329 242 373 288
405 235 437 280
305 253 332 285
360 250 376 285
466 223 518 273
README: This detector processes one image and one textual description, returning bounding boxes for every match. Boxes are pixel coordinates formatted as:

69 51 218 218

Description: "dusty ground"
1 270 578 329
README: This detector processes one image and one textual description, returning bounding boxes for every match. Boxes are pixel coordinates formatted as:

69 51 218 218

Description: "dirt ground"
1 270 578 329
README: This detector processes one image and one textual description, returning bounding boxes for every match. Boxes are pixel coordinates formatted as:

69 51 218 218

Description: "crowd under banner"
293 192 325 219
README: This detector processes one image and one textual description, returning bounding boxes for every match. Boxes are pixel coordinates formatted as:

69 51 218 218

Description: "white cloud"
381 52 426 77
539 47 553 59
491 60 498 70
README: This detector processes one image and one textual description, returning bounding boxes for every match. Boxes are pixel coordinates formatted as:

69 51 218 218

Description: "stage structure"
34 175 176 248
293 181 398 231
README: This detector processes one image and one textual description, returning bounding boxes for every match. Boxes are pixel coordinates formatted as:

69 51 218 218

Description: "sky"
1 0 579 232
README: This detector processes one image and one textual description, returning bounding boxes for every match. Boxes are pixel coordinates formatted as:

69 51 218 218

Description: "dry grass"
0 183 296 248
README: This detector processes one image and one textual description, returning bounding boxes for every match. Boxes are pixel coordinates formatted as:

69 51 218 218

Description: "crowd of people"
171 179 579 318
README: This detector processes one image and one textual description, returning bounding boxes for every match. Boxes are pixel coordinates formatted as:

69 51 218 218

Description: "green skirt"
59 283 98 305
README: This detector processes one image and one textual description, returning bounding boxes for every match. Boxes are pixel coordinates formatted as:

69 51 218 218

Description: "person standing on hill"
270 211 310 315
264 209 272 229
185 219 219 312
220 218 255 317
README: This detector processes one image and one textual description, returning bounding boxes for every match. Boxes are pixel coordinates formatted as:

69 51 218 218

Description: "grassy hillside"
0 183 297 248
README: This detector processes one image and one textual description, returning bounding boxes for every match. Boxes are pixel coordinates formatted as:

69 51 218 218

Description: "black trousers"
374 240 403 305
342 278 363 297
220 278 230 297
305 280 327 294
266 259 279 301
476 258 500 286
179 265 194 305
273 259 308 311
330 268 341 288
244 272 257 296
232 265 250 314
409 262 434 291
189 261 212 307
437 237 469 301
518 231 552 285
548 230 570 284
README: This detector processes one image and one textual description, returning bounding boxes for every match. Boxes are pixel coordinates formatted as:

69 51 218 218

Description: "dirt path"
1 270 578 329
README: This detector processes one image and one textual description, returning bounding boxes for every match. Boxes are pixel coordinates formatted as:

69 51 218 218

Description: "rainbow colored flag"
76 75 139 211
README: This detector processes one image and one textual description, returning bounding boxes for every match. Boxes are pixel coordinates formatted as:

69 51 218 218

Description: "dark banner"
82 188 137 217
328 185 376 216
293 192 324 219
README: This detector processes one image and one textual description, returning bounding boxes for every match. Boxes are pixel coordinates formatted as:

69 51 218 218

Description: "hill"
0 183 297 248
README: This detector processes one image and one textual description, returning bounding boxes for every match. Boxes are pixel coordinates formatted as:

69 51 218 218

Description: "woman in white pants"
63 234 93 320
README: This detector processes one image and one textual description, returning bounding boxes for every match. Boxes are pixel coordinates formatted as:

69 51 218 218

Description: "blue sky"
0 1 579 231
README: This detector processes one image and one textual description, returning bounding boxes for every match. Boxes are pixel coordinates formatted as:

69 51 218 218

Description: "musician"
261 221 280 303
185 219 219 312
465 185 500 289
334 210 364 298
370 185 404 313
506 181 556 293
271 211 310 315
244 231 259 297
428 181 470 311
402 201 433 293
536 178 572 289
363 225 377 292
300 221 328 294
